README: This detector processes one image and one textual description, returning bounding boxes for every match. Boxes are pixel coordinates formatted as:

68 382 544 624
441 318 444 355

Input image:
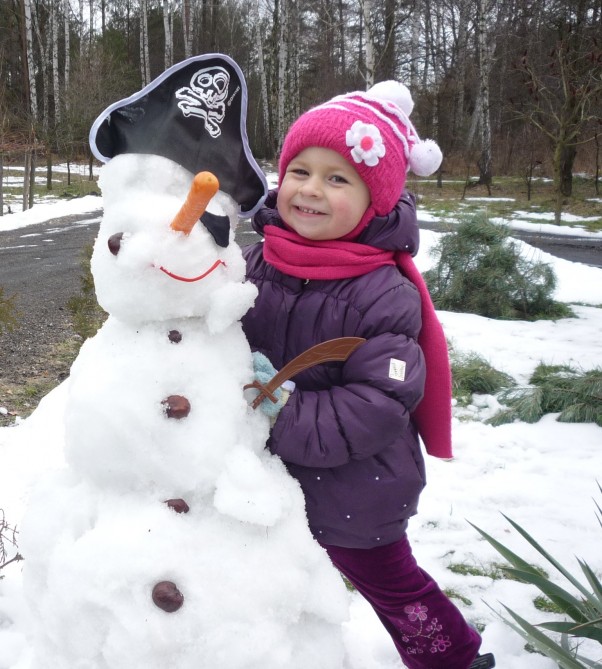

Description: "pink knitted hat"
278 81 442 216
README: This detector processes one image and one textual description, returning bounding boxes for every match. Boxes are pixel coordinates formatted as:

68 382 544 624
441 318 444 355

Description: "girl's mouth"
295 205 324 215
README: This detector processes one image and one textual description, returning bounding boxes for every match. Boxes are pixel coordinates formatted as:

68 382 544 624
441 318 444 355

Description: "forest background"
0 0 601 224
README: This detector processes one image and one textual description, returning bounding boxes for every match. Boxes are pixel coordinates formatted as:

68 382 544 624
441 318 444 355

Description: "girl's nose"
298 176 321 197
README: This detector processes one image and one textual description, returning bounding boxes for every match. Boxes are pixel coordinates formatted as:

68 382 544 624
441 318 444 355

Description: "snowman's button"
165 498 190 514
168 330 183 344
152 581 184 612
161 395 191 419
108 232 124 256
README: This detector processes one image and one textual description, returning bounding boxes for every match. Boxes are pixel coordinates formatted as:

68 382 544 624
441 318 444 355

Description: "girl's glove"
249 351 294 421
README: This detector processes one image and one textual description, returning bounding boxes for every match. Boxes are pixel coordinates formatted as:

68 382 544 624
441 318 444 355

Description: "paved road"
0 210 600 301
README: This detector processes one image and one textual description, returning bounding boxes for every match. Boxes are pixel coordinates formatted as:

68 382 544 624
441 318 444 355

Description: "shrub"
67 244 107 342
469 485 602 669
0 286 18 334
450 350 515 403
489 363 602 427
424 215 573 320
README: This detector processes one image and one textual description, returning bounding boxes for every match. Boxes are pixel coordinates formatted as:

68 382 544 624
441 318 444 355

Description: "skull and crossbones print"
176 66 230 138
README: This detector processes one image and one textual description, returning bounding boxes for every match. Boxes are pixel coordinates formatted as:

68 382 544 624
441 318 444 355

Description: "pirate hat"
89 53 268 217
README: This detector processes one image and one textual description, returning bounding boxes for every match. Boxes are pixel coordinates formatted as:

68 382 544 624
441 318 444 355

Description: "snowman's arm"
206 281 257 334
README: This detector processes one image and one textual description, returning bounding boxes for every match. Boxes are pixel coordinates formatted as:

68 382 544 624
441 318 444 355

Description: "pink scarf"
263 225 453 459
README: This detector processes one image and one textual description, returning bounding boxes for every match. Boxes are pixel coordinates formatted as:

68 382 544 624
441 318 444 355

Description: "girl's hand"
249 352 293 421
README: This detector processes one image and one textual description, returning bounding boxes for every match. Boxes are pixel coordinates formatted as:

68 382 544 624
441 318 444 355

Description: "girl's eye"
330 175 349 184
289 167 308 176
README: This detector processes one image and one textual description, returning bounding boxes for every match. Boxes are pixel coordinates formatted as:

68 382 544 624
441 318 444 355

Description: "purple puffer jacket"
241 191 427 549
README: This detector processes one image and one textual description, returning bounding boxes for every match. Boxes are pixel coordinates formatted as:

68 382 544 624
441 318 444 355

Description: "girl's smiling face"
277 147 370 241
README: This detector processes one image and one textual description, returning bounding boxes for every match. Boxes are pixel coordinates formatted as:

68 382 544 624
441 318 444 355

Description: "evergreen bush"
450 350 515 403
489 363 602 427
424 215 573 320
469 485 602 669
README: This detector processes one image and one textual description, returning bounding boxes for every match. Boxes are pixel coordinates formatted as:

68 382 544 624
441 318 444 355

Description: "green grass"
0 287 19 334
1 161 100 213
443 588 473 607
0 337 81 426
407 174 602 232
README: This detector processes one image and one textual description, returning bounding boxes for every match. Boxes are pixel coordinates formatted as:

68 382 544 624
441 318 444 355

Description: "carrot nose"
170 171 220 235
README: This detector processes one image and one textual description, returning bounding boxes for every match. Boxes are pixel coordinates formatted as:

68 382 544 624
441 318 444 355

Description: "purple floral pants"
321 535 481 669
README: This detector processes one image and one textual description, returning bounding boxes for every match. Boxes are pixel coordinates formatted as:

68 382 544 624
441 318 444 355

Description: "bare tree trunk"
290 0 299 120
409 1 421 90
0 154 4 216
360 0 375 88
421 0 431 88
595 132 600 196
88 0 94 52
253 0 271 154
23 0 38 120
476 0 494 191
276 0 288 151
163 0 173 69
182 0 192 58
338 0 346 81
23 151 31 211
139 0 150 85
78 0 84 59
47 149 53 191
64 0 70 100
52 0 61 125
454 0 469 140
32 7 49 134
380 0 396 80
29 151 36 208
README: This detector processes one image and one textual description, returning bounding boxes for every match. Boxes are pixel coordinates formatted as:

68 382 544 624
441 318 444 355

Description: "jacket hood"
252 189 420 257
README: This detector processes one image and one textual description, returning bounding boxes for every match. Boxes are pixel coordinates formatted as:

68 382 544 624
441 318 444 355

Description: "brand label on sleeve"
389 358 406 382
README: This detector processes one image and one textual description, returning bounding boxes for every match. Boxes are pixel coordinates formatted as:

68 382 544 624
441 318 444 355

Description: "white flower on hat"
346 121 386 167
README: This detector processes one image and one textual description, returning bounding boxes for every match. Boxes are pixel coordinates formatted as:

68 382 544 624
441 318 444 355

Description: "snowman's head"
92 154 250 324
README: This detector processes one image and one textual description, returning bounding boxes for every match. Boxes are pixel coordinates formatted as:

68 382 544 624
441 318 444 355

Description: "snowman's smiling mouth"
158 259 226 282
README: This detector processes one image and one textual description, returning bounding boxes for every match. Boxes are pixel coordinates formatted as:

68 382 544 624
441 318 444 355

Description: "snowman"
19 54 349 669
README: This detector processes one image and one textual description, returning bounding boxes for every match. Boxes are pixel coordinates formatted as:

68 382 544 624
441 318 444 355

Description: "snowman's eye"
108 232 125 256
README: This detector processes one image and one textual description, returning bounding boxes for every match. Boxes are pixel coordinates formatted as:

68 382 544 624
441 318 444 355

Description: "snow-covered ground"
1 188 601 669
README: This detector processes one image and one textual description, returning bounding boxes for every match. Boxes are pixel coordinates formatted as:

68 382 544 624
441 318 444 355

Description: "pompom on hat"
278 80 442 216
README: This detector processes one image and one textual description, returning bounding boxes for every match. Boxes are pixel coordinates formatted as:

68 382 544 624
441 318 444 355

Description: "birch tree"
409 1 421 89
52 0 61 125
64 0 71 99
182 0 193 58
139 0 150 85
337 0 346 81
163 0 173 69
79 0 85 58
276 0 289 150
22 0 38 121
475 0 495 191
253 0 271 154
360 0 375 88
453 0 470 140
88 0 94 51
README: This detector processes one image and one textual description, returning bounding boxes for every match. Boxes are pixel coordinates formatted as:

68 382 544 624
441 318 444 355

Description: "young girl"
242 81 493 669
